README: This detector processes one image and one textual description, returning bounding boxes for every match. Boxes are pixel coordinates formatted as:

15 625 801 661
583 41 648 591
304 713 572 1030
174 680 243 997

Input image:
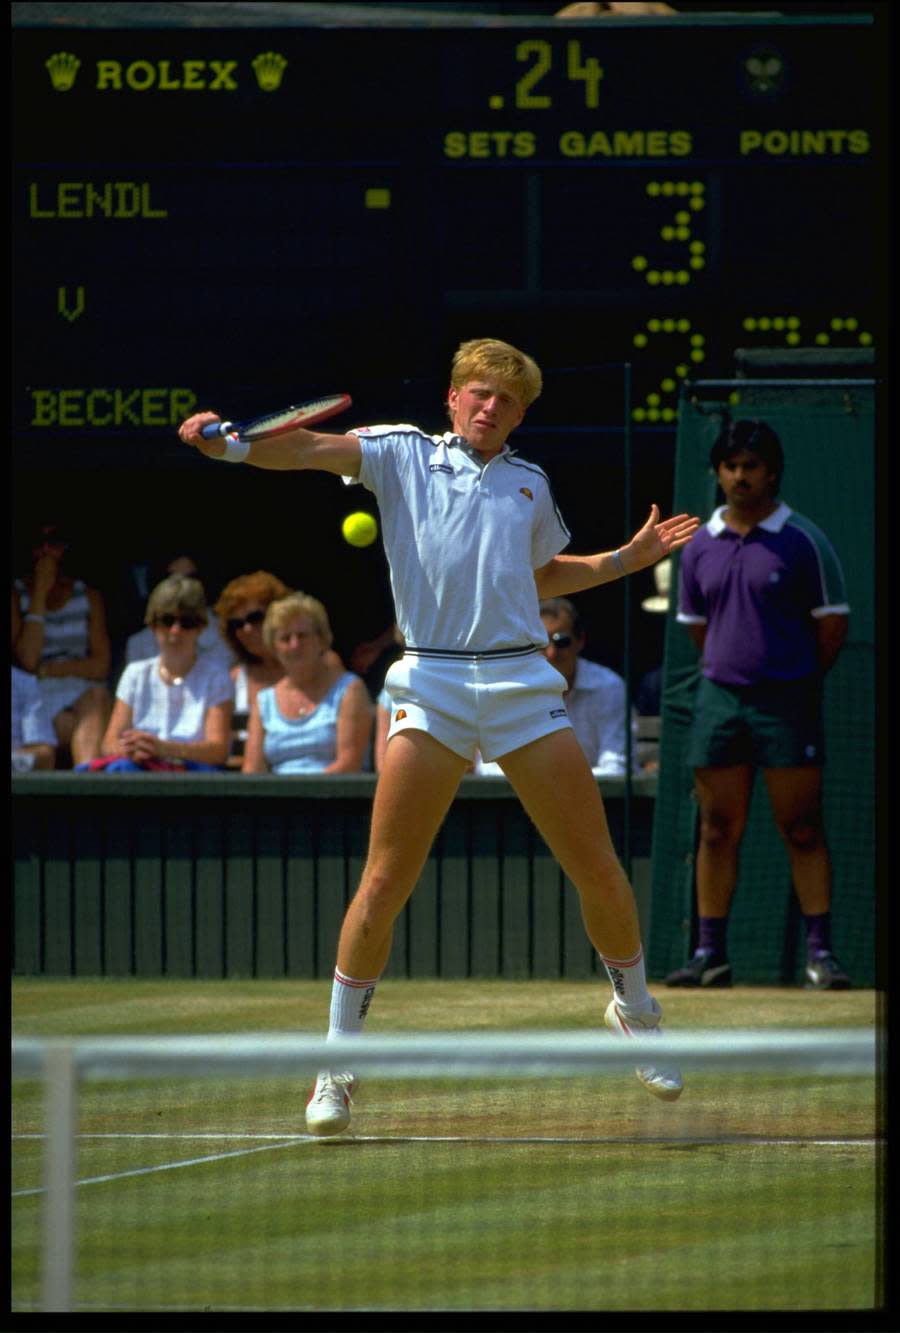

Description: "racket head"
241 393 352 440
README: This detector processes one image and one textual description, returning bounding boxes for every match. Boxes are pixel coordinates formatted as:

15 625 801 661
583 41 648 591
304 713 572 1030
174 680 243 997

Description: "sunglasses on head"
155 613 203 630
548 632 573 649
227 609 266 633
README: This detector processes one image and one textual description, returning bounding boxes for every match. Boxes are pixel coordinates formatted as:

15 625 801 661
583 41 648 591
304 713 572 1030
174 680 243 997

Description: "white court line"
11 1138 307 1198
12 1127 879 1201
13 1131 880 1144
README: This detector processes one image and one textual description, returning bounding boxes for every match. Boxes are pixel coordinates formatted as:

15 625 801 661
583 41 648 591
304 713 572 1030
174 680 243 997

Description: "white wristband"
221 433 251 464
612 549 627 577
24 612 46 623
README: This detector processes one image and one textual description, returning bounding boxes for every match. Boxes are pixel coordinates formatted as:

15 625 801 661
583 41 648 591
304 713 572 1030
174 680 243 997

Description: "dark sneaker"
665 952 733 988
805 953 851 990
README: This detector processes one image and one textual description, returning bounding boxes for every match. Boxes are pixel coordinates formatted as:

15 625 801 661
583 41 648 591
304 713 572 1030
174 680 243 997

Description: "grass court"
12 978 882 1313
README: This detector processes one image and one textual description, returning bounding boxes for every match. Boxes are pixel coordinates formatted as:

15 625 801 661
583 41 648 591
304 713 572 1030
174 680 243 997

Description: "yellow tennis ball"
341 511 378 548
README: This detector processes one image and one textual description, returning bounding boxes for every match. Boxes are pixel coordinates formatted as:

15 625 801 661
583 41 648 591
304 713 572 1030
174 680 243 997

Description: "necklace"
283 677 323 716
159 663 187 686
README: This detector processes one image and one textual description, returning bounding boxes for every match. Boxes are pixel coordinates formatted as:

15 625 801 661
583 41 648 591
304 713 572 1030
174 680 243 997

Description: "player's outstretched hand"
626 504 700 572
177 412 225 457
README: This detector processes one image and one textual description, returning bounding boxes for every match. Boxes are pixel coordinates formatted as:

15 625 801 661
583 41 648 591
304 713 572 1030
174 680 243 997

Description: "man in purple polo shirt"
666 418 851 990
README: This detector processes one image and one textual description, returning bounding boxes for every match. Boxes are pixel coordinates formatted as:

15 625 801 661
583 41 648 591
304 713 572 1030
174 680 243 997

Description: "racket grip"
200 421 233 439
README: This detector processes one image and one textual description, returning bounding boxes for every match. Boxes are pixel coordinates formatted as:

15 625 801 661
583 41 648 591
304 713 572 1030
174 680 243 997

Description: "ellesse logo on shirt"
519 487 533 501
395 709 408 720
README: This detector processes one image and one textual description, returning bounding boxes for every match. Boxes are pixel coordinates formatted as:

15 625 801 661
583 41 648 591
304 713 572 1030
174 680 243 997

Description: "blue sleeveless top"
258 672 357 774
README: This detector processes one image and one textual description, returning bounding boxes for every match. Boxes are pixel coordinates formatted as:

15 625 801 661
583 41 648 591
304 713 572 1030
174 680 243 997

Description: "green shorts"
687 675 825 770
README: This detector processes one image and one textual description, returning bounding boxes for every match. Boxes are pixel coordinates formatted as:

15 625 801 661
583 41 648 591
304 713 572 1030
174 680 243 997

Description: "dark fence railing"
12 773 657 981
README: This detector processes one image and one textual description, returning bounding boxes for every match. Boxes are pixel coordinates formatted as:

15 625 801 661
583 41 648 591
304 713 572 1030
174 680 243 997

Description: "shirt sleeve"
531 473 571 569
116 661 140 705
343 425 420 495
676 544 707 624
204 662 236 707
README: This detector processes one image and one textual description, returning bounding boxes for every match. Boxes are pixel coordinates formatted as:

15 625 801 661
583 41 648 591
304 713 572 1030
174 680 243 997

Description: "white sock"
326 968 380 1041
599 949 654 1016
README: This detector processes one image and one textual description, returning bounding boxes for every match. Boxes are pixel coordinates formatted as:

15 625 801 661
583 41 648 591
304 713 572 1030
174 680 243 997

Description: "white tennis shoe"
305 1071 357 1136
604 997 684 1101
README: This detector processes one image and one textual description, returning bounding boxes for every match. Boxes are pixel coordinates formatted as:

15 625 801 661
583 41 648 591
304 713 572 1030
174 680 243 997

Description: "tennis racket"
200 393 352 442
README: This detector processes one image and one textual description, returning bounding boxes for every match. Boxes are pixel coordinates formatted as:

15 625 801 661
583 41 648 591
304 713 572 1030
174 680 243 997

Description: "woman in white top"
97 574 233 770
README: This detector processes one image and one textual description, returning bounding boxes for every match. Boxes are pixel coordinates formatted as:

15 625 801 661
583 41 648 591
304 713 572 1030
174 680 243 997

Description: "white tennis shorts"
382 648 573 763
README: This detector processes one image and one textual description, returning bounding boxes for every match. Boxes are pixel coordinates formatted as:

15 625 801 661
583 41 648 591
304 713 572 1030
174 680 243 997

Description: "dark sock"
804 911 832 961
697 916 728 960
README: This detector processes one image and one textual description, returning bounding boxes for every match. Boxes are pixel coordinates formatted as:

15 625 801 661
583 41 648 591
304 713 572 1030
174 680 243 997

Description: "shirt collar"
440 431 514 466
707 501 793 536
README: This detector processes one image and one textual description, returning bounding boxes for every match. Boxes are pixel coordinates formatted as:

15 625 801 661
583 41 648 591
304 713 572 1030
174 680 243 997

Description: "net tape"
12 1028 877 1081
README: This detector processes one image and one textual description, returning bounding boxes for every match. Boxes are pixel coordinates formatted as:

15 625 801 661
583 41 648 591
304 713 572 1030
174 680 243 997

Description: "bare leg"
763 766 831 915
498 729 641 960
336 729 470 978
693 765 755 918
64 685 112 765
501 729 683 1100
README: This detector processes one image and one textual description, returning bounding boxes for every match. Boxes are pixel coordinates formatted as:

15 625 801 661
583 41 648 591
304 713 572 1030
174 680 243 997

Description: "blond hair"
449 338 543 410
144 574 208 627
262 592 333 653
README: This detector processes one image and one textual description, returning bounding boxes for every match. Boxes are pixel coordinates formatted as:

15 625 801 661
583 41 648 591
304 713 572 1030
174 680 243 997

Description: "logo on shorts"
395 709 407 721
550 708 567 719
430 463 454 474
519 487 534 501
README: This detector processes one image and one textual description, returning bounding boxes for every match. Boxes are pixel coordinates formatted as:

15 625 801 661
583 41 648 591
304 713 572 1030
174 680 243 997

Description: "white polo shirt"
347 426 570 654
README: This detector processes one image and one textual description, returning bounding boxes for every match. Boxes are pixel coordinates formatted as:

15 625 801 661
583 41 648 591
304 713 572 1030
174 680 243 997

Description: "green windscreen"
648 383 875 985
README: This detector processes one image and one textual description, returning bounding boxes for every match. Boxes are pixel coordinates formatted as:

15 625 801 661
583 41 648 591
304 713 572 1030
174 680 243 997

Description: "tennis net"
12 1028 882 1314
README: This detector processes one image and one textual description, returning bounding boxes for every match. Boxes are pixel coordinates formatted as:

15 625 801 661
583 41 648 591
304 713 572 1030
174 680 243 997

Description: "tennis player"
178 339 700 1132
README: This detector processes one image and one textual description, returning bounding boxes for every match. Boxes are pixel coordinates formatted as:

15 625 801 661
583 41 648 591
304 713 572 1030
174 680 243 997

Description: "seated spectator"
83 574 233 772
349 621 405 700
11 666 57 771
125 553 234 673
11 520 112 766
243 593 372 774
477 595 635 777
214 570 343 768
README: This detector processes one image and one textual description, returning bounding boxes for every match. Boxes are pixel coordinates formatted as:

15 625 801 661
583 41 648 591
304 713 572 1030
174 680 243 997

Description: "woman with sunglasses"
215 570 345 767
92 574 233 771
123 553 234 674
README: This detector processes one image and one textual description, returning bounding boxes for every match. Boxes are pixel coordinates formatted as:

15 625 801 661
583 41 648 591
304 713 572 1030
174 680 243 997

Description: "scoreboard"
12 12 883 455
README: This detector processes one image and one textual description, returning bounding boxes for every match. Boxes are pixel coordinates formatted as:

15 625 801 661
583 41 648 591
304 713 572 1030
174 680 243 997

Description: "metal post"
41 1043 77 1312
622 362 633 880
